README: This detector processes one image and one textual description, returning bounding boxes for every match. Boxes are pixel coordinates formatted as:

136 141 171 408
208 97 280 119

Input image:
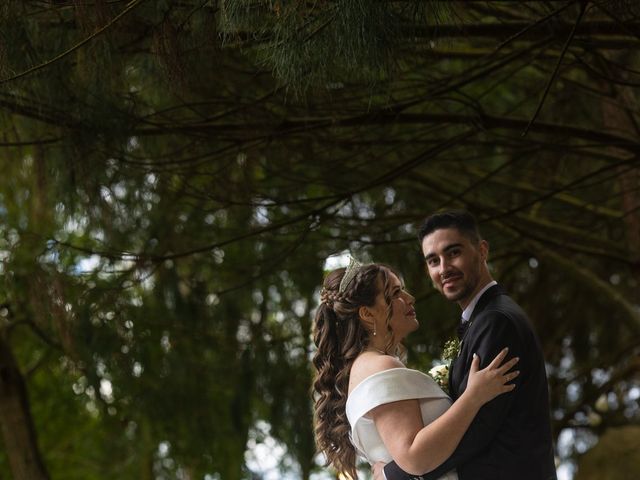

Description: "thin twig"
522 1 588 136
493 0 576 53
591 0 640 42
0 0 145 85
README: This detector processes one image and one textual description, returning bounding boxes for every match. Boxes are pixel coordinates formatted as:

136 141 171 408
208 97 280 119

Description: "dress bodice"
345 368 458 480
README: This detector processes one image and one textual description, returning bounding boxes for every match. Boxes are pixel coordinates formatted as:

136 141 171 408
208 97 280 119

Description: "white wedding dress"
346 368 458 480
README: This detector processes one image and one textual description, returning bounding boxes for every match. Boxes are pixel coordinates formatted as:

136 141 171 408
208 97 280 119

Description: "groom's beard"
437 266 481 304
438 278 474 303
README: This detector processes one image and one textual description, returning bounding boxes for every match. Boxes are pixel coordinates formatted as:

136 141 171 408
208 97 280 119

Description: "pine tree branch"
407 20 640 39
460 163 623 219
522 1 587 136
0 138 61 147
485 158 640 222
131 111 640 154
0 98 76 128
228 21 640 47
7 320 62 351
0 0 145 85
491 0 576 52
592 1 640 41
51 130 477 262
491 228 640 329
404 170 634 263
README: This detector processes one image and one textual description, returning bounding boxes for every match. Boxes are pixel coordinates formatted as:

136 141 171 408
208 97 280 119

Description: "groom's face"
421 227 488 308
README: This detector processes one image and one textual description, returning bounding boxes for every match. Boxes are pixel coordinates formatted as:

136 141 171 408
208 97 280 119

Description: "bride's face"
370 271 418 341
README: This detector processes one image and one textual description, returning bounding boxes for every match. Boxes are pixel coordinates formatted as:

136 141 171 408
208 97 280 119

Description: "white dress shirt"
461 280 497 323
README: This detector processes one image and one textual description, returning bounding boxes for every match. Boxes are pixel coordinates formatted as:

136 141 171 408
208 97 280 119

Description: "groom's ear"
479 239 489 262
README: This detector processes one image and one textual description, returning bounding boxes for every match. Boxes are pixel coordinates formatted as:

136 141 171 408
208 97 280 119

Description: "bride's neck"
365 341 398 356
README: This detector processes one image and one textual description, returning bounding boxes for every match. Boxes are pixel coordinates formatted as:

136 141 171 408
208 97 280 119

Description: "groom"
376 210 557 480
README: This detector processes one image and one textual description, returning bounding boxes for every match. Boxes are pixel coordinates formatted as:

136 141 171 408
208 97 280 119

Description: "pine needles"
218 0 457 92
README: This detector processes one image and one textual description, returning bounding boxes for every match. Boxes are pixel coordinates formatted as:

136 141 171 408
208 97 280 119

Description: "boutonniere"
428 363 450 394
428 337 460 394
442 336 461 361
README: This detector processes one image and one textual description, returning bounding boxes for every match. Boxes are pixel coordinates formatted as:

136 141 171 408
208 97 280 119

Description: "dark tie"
457 319 470 340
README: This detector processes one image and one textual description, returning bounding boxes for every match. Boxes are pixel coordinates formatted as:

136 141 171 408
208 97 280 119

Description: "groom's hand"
373 461 387 480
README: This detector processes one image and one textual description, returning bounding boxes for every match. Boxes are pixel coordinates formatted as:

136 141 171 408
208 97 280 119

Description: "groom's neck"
458 276 495 310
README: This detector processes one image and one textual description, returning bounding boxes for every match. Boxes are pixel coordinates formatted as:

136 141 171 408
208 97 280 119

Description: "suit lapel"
459 284 505 348
468 283 505 323
450 284 505 399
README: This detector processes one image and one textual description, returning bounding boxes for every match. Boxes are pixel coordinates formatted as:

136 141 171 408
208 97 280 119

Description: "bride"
312 261 519 479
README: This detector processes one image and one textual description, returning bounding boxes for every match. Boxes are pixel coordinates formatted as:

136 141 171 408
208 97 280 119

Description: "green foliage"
220 0 456 89
0 1 639 479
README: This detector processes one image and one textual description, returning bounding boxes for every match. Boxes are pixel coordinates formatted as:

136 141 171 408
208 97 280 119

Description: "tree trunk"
576 426 640 480
0 334 50 480
599 51 640 286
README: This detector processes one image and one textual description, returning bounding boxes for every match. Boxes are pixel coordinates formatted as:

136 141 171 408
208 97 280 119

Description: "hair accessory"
338 257 363 293
319 287 333 307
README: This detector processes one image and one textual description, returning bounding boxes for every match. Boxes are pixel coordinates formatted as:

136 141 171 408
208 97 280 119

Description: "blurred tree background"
0 1 639 479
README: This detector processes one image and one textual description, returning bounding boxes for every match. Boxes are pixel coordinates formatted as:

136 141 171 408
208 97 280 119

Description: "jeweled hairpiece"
338 257 363 293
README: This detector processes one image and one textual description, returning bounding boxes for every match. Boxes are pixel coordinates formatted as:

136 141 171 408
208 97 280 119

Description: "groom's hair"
418 210 482 244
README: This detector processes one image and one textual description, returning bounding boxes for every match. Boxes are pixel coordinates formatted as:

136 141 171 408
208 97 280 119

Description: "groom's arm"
384 312 524 480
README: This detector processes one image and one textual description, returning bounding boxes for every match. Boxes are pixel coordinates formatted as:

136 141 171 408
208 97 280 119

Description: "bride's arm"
370 348 518 475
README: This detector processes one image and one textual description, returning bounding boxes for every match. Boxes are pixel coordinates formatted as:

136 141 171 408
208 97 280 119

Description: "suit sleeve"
384 311 525 480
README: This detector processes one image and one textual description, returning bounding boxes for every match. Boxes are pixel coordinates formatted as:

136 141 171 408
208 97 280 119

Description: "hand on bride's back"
465 348 519 406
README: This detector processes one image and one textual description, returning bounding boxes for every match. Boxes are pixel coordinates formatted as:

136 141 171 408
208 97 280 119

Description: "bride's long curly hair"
312 263 401 478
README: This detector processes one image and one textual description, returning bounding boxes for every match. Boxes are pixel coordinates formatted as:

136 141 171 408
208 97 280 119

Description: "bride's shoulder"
349 352 405 394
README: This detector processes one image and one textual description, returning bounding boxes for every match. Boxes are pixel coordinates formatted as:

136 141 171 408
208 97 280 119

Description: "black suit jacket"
384 284 557 480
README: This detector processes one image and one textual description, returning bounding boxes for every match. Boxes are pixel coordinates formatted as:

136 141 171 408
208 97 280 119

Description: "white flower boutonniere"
428 364 450 393
428 337 461 394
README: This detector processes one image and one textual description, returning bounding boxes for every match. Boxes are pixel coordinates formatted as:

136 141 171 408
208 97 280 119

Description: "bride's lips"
406 308 416 317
